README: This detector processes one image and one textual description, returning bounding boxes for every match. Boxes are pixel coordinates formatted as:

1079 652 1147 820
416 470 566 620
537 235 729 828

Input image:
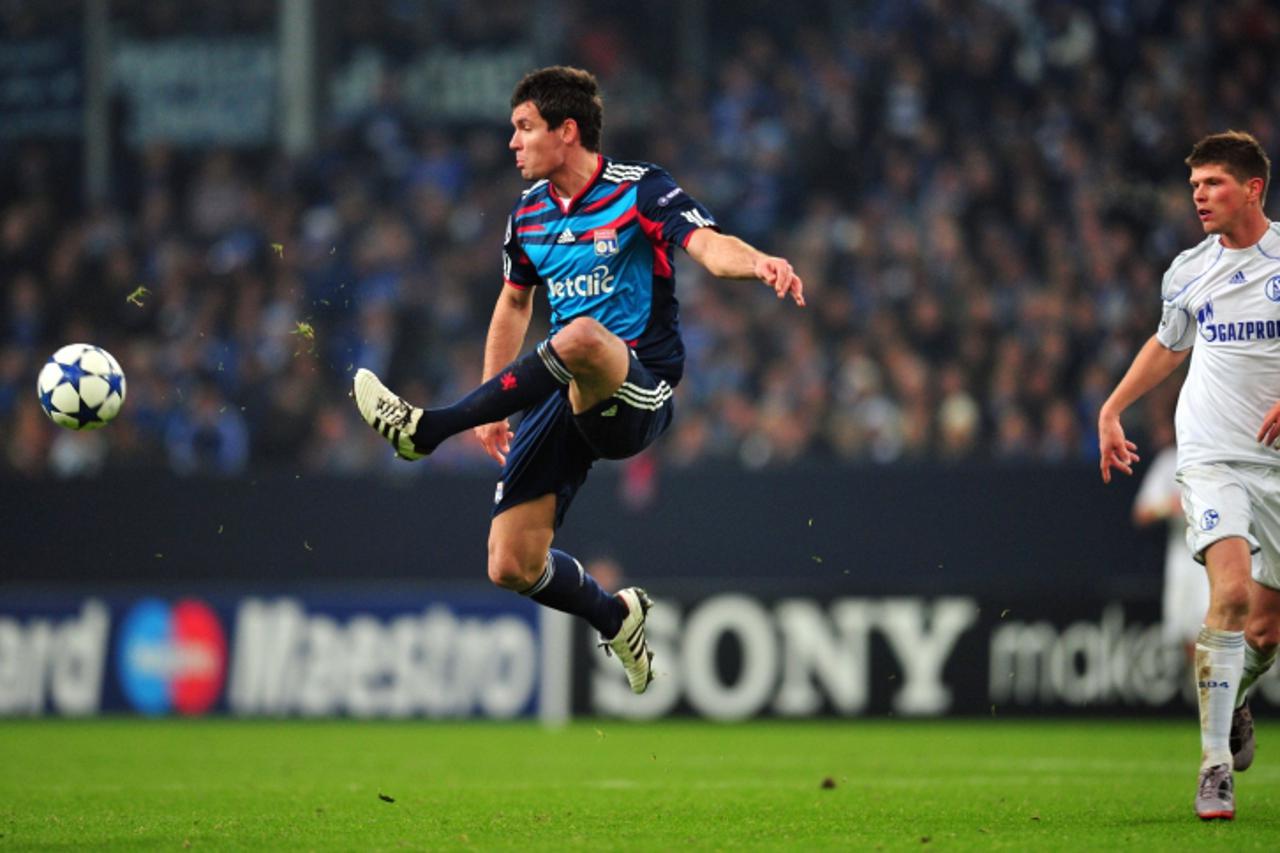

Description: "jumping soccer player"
353 66 804 694
1099 130 1280 820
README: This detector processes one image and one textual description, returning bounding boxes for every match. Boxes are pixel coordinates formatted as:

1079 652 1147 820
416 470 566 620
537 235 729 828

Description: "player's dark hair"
1186 130 1271 205
511 66 604 152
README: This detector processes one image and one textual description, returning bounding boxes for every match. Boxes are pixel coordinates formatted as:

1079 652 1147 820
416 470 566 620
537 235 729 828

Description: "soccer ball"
36 343 127 430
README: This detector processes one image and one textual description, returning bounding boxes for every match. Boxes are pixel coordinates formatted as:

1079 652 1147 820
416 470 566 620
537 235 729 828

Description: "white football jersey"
1156 221 1280 469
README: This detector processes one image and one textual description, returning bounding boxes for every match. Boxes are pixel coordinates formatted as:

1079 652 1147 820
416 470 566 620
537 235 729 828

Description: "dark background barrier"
2 463 1159 599
11 463 1276 720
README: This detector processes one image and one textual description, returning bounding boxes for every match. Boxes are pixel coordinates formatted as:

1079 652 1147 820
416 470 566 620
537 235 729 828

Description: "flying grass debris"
126 286 151 307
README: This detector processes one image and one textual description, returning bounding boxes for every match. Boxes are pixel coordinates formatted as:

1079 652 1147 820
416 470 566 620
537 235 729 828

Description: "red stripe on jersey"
637 211 673 277
595 207 638 234
583 182 630 213
503 278 532 290
516 200 550 218
517 225 545 235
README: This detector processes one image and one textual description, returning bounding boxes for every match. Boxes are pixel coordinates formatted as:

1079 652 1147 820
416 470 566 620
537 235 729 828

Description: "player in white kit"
1099 131 1280 821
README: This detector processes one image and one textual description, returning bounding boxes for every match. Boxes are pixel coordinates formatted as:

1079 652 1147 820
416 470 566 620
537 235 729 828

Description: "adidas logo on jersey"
603 163 648 183
681 209 716 229
556 228 576 244
1230 270 1247 284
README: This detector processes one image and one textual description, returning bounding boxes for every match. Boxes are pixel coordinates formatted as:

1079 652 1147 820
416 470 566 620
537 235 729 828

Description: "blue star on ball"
57 360 88 391
69 405 104 428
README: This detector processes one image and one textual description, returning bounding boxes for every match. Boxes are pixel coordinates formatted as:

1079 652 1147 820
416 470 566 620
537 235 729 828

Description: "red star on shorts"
500 372 518 391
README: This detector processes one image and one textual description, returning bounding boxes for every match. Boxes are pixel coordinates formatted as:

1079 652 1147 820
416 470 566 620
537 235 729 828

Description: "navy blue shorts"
493 354 675 528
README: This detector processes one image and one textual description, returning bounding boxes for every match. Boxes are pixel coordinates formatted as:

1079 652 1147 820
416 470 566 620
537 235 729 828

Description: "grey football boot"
1230 702 1255 772
1195 763 1234 820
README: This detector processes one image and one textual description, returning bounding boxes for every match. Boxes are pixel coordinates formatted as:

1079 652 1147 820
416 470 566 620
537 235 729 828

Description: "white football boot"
603 588 655 694
352 368 427 461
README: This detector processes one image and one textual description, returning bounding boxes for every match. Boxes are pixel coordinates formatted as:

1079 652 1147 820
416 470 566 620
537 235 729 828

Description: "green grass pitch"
1 718 1276 850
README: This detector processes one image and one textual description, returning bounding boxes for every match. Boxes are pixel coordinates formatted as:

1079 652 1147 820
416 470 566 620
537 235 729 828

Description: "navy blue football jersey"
502 156 718 385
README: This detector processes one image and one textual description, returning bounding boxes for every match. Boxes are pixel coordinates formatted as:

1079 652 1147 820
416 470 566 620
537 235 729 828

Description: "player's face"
1189 164 1260 238
509 101 567 182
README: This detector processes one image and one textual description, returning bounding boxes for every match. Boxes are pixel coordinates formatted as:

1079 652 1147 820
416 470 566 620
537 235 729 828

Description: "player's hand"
474 420 513 466
755 256 805 306
1098 414 1139 484
1257 401 1280 449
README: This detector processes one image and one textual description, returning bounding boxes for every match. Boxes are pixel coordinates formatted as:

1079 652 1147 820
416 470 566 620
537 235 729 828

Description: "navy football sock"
412 341 571 453
524 549 627 638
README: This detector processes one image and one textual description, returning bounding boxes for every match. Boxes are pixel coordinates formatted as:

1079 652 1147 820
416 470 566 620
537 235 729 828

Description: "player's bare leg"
1232 580 1280 771
1195 538 1250 819
487 494 557 591
489 493 654 694
548 316 630 414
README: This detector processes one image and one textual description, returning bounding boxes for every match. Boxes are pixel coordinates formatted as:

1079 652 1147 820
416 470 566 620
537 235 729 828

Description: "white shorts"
1177 462 1280 589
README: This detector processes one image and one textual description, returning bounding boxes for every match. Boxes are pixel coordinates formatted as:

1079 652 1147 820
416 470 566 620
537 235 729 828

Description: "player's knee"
1245 619 1280 654
487 550 540 591
552 317 611 371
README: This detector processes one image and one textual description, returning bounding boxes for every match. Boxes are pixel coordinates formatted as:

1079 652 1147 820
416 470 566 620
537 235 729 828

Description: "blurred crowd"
2 0 1278 479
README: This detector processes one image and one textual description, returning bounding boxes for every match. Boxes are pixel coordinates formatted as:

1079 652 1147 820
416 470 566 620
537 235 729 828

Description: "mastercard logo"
116 598 227 716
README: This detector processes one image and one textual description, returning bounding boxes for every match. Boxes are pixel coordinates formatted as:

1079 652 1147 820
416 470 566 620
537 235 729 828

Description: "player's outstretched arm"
1097 335 1188 483
685 229 805 306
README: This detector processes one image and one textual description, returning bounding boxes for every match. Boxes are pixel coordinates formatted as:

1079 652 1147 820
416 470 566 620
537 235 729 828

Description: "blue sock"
413 341 570 453
524 549 627 638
